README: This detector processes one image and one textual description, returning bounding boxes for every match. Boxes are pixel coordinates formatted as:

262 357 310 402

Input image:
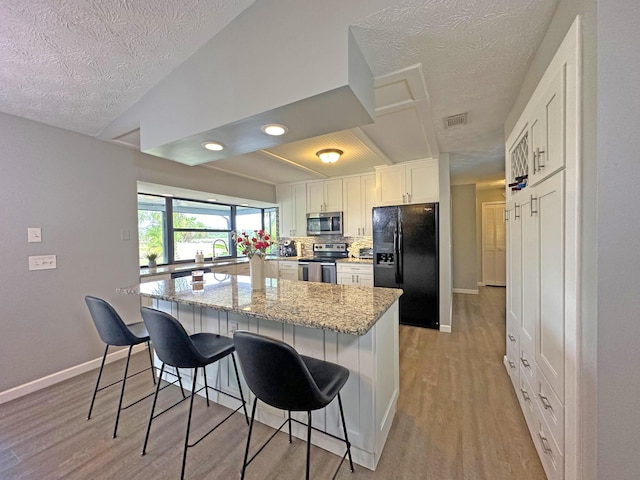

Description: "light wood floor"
0 287 545 479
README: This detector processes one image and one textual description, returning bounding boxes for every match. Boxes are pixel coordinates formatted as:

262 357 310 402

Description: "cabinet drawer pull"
520 388 530 401
538 393 553 410
504 210 509 222
508 334 516 342
533 149 537 174
508 361 516 369
538 432 552 454
530 195 538 215
536 148 546 169
520 357 530 368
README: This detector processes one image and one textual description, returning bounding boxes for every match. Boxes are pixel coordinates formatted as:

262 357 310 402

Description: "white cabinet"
277 183 307 237
336 263 373 286
278 261 299 281
504 17 579 480
342 174 376 237
306 178 343 213
375 159 439 206
266 259 279 278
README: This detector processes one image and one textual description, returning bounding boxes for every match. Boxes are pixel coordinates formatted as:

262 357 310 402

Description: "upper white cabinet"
277 183 307 237
375 159 439 206
508 55 566 196
342 174 376 237
306 178 343 212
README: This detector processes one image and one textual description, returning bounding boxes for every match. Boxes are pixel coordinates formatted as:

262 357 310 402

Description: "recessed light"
241 203 249 206
163 193 174 197
202 141 224 151
261 124 288 136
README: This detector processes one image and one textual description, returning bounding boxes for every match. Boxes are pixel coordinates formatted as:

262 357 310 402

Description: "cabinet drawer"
336 264 373 275
518 371 537 428
506 340 519 391
279 261 298 271
506 321 519 349
535 366 564 452
534 401 564 480
519 345 536 386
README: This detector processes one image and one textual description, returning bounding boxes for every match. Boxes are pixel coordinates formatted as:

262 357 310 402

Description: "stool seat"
233 331 354 480
84 296 157 439
189 333 235 364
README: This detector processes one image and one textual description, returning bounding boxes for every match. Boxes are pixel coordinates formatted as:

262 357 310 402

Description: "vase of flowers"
234 230 275 290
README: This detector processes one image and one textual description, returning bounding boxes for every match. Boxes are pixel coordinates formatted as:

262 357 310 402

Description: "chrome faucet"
212 239 229 260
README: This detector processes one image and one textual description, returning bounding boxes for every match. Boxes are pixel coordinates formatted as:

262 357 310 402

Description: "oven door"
297 262 337 284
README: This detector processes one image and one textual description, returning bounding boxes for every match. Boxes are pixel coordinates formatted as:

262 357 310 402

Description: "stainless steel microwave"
306 212 343 236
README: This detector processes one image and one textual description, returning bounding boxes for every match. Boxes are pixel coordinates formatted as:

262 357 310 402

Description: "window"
137 194 276 267
173 200 232 262
138 194 167 266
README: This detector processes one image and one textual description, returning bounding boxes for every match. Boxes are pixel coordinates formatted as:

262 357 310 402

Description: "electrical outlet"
29 255 57 271
27 227 42 243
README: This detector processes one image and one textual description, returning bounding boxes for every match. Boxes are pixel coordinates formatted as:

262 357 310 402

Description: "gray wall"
0 112 275 393
451 184 478 292
475 188 505 284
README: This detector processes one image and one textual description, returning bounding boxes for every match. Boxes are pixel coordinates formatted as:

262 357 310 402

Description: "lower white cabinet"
278 261 299 281
336 263 373 287
266 259 279 278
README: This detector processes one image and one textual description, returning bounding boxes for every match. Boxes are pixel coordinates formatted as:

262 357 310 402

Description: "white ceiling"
0 0 559 189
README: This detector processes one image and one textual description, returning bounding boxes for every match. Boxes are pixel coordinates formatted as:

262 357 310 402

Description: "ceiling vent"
443 112 467 128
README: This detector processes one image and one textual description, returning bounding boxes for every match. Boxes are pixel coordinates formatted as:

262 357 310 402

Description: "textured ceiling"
351 0 560 181
0 0 560 186
0 0 255 135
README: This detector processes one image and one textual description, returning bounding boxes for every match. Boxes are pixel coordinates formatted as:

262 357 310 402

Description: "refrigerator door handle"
397 221 404 283
393 223 400 284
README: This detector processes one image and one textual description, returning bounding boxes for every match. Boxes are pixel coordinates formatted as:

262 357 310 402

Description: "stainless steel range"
297 243 348 284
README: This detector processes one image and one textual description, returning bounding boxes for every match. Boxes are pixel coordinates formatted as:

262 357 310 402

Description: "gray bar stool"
233 330 354 480
84 295 164 438
140 307 249 480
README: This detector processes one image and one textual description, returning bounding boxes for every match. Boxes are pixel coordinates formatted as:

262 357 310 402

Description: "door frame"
481 201 506 287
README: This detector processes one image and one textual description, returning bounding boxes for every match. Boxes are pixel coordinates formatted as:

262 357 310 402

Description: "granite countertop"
337 258 374 265
118 274 402 336
141 255 292 277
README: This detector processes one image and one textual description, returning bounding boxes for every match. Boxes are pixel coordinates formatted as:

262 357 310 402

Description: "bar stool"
140 307 249 480
233 331 354 480
84 295 159 438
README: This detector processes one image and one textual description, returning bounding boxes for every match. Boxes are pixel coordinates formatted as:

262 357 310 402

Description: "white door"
482 202 506 286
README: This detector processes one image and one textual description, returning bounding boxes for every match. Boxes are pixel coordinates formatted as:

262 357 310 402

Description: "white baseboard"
453 288 479 295
477 281 485 287
0 344 147 405
440 325 452 333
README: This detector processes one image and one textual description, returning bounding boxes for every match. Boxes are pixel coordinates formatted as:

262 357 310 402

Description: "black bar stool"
85 295 161 438
233 330 354 480
140 307 249 480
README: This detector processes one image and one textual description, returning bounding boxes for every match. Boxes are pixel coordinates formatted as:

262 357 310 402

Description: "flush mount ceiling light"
316 148 343 164
261 124 288 136
201 141 224 151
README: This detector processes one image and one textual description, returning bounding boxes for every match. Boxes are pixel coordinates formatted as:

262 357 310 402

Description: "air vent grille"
443 112 467 128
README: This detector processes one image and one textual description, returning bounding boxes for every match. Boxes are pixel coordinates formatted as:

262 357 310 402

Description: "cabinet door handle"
407 192 411 203
538 433 552 454
504 210 509 222
515 204 520 219
508 334 516 342
533 149 537 174
402 194 406 203
538 393 553 410
536 148 546 169
520 357 530 368
530 195 538 215
508 361 516 369
520 388 530 401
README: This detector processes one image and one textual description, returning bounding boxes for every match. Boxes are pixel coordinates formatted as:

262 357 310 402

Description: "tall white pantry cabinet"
504 17 581 480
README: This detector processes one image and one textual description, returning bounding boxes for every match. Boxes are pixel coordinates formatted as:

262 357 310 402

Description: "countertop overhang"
119 273 401 336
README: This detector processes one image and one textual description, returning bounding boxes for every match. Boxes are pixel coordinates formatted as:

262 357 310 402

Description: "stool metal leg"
288 411 292 443
338 393 354 472
180 368 199 480
241 400 259 480
87 344 109 420
231 354 249 424
146 340 156 385
142 362 165 455
306 411 312 480
112 345 133 438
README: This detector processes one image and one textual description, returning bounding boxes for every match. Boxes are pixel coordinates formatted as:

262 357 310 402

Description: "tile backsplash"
279 235 372 258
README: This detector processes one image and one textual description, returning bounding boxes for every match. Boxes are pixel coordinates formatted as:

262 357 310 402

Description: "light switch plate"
29 255 57 270
28 227 42 243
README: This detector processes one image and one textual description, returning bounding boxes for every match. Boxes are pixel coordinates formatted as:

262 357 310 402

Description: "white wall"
0 112 275 394
451 184 477 292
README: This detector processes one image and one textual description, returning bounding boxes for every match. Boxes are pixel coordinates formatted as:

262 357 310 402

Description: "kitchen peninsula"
118 273 402 470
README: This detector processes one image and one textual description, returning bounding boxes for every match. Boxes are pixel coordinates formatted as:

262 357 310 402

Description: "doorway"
481 202 506 286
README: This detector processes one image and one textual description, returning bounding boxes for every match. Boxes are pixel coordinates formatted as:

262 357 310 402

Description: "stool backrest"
233 331 327 411
140 307 207 368
85 296 143 346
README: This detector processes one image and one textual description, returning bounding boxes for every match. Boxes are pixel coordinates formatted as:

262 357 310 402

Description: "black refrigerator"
373 203 439 329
